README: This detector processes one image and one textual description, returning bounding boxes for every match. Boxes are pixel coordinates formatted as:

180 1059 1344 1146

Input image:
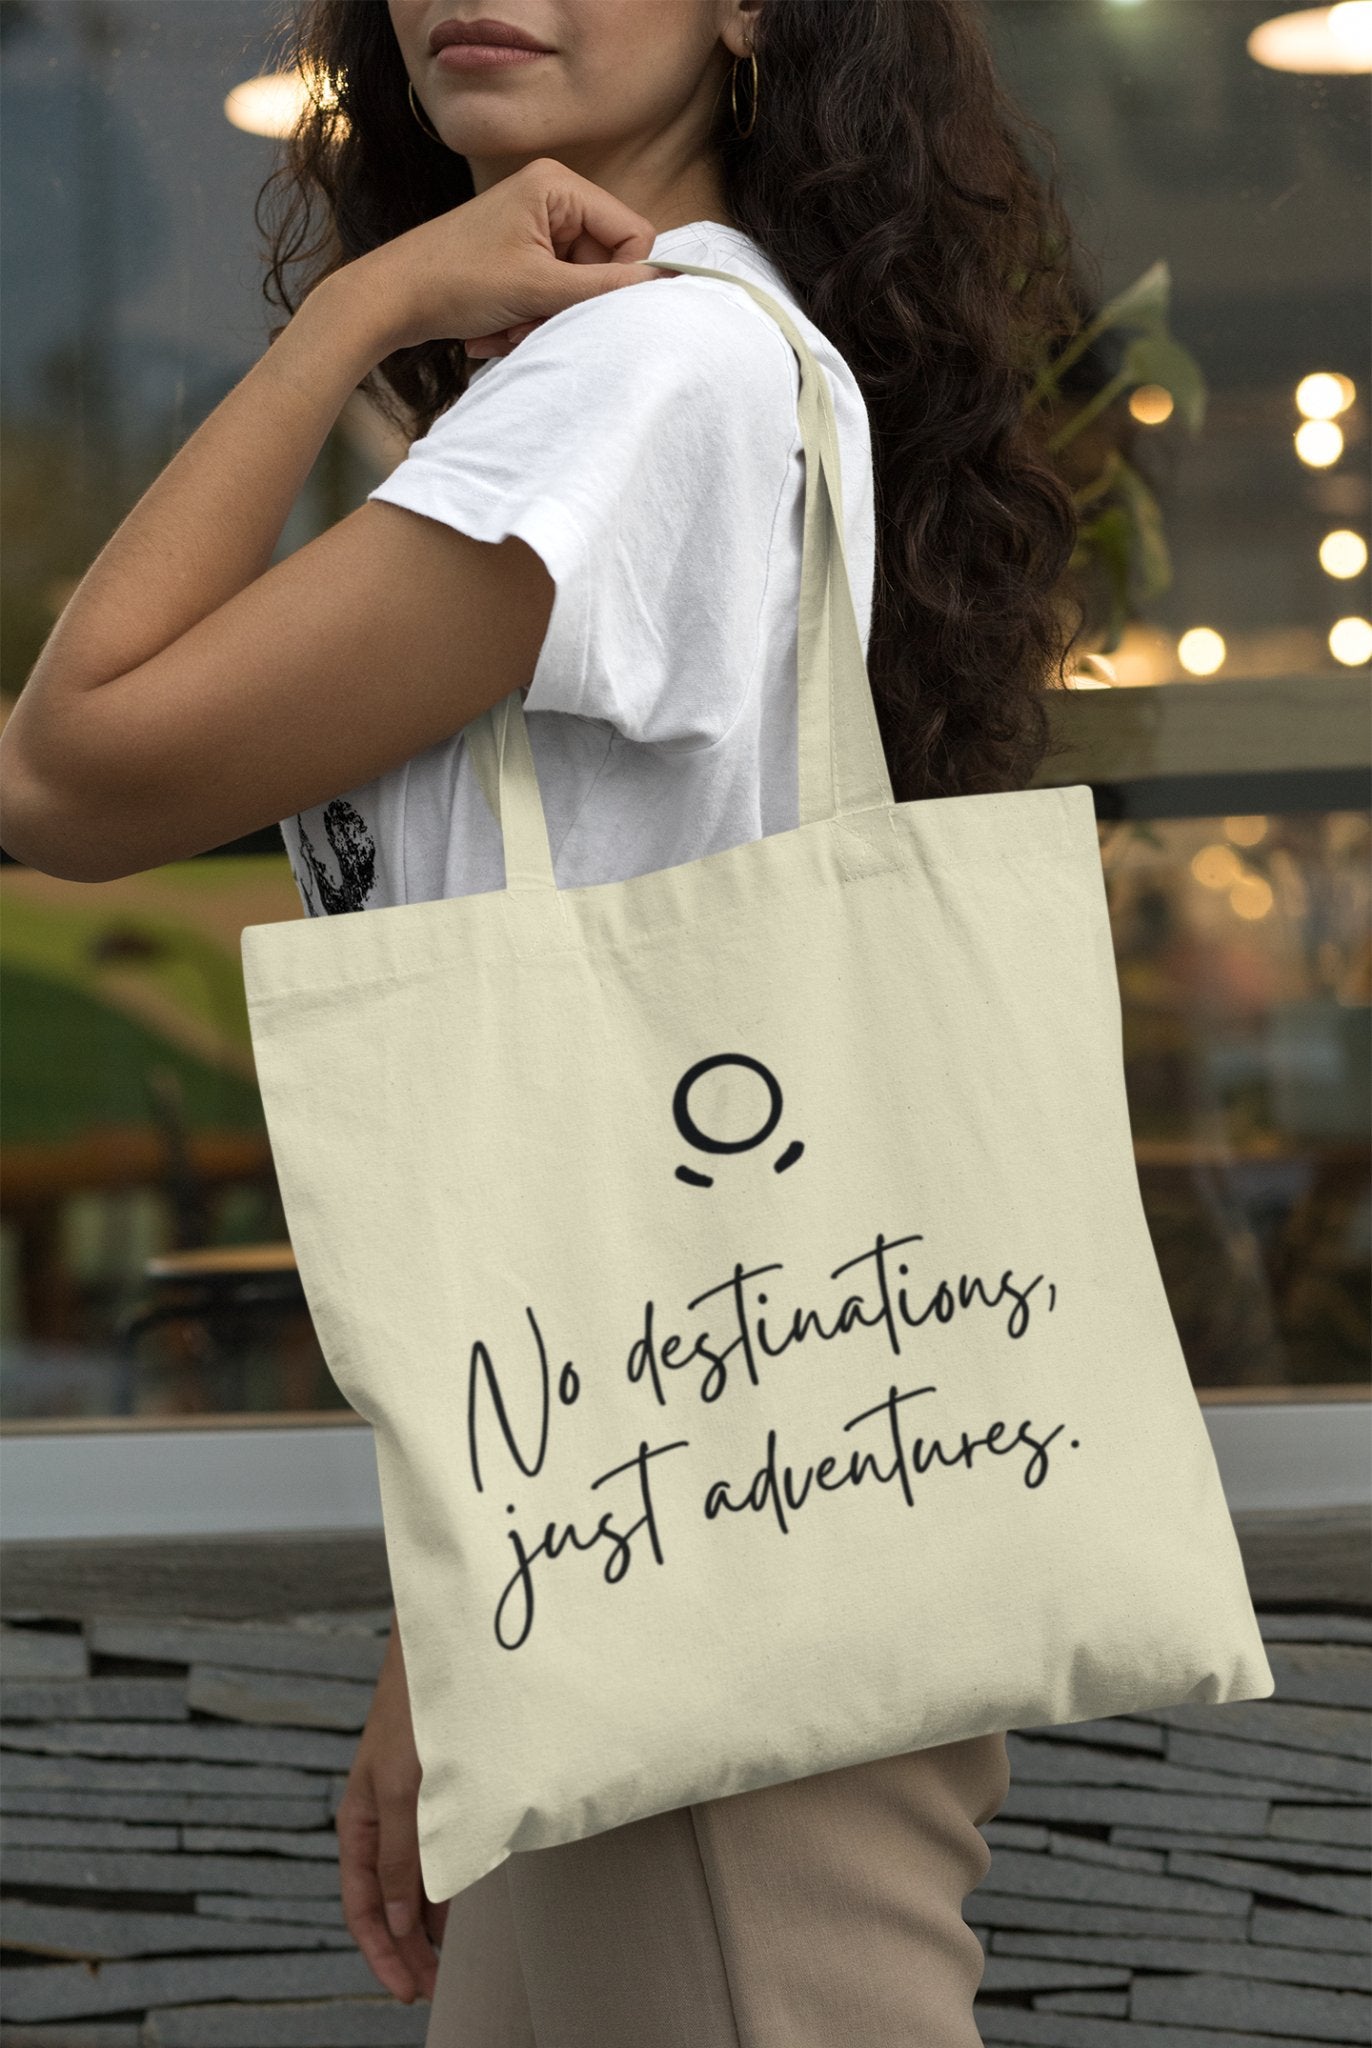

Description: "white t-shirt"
277 219 875 916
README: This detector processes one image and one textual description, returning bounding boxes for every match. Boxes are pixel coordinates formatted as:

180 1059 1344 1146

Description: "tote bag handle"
475 261 895 895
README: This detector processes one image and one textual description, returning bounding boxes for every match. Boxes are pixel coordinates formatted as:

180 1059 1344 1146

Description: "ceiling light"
1330 0 1372 59
1230 875 1274 921
1177 627 1226 676
1129 385 1175 425
1248 3 1372 72
225 68 341 139
1225 816 1269 846
1329 616 1372 665
1319 530 1369 578
1297 371 1356 418
1295 419 1345 467
1192 844 1244 889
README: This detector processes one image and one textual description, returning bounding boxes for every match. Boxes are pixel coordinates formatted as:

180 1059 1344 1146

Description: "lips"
428 16 554 54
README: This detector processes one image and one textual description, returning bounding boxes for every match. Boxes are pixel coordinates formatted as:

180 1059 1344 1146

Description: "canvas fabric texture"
240 260 1273 1908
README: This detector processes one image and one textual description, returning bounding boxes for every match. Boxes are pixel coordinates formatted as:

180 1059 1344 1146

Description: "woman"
0 0 1086 2039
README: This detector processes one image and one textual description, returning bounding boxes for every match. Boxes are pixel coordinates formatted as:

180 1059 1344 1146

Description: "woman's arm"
0 282 554 883
0 160 663 883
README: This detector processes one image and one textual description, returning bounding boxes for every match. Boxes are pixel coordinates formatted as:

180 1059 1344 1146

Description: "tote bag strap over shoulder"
472 260 895 894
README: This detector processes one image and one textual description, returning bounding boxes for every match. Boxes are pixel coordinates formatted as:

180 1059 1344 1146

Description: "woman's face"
387 2 751 188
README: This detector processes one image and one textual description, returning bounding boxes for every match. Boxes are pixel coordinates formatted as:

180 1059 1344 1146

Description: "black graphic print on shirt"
291 799 378 917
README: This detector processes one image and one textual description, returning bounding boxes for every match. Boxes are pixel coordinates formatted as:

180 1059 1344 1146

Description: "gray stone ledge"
1268 1802 1372 1847
0 2027 139 2047
0 1755 327 1800
2 1505 1364 1621
1111 1824 1370 1872
1251 1903 1372 1953
979 1958 1131 1992
177 1828 337 1860
0 1681 188 1723
193 1896 345 1928
1 1722 357 1772
1020 1718 1168 1754
139 1997 429 2046
1 1815 178 1852
88 1623 384 1686
1163 1729 1370 1798
1164 1847 1369 1916
969 1894 1250 1941
974 2006 1319 2045
985 1927 1370 1992
0 1626 88 1680
1140 1699 1370 1761
1031 1991 1131 2016
1260 1613 1372 1645
0 1897 354 1960
0 1951 379 2027
1130 1967 1370 2039
983 1819 1167 1871
0 1791 331 1830
184 1667 373 1733
0 1535 392 1625
999 1785 1269 1834
1266 1643 1372 1707
0 1848 340 1899
981 1845 1250 1916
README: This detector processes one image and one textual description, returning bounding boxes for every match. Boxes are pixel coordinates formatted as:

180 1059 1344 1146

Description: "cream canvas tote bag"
240 261 1273 1906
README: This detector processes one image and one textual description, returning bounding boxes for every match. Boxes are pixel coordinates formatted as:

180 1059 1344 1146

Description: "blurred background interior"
1 0 1368 1538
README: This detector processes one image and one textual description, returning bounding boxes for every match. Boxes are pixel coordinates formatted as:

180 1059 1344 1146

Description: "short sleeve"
365 273 800 751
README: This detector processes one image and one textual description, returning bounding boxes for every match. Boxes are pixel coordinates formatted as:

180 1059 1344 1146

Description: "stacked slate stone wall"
0 1528 1368 2045
1 1608 419 2046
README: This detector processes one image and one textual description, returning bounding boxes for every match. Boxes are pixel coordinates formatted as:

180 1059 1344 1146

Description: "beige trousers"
423 1732 1011 2048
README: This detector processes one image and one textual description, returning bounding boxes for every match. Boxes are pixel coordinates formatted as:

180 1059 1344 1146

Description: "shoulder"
460 269 799 412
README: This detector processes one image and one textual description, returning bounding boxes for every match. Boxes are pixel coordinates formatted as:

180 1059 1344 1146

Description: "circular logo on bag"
672 1053 804 1189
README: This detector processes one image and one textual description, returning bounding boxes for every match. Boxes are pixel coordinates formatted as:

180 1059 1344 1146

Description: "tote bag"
241 261 1273 1907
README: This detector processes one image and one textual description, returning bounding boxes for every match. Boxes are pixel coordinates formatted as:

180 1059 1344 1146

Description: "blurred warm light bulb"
1128 384 1174 425
1295 418 1345 467
1320 530 1369 578
1330 0 1372 60
1329 615 1372 665
225 67 341 138
1249 4 1372 70
1230 874 1275 921
1297 371 1355 419
1192 844 1244 889
1177 627 1226 676
1225 815 1269 847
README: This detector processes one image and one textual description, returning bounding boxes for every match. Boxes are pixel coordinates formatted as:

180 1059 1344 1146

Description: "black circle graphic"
673 1054 783 1156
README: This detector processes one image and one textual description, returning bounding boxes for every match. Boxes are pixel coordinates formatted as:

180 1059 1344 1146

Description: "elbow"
0 742 120 884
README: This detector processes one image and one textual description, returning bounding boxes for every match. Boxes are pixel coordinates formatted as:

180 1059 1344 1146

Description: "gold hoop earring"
730 48 758 139
407 77 444 144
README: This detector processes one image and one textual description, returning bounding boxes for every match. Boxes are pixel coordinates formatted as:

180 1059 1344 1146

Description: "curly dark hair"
257 0 1093 801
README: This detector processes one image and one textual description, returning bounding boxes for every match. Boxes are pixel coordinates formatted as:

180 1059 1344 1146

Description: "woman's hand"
337 155 670 362
336 1614 448 2005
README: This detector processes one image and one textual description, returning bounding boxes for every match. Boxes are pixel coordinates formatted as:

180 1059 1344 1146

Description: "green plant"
1032 261 1208 653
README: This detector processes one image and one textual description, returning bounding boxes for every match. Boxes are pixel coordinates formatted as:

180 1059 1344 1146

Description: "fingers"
515 158 675 313
376 1771 442 2002
336 1781 436 2004
466 319 545 359
528 156 657 270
